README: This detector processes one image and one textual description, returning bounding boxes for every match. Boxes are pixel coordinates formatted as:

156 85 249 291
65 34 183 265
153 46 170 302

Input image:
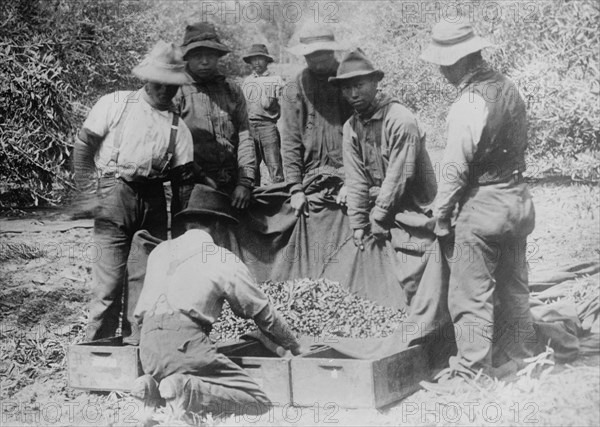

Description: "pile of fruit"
210 278 406 341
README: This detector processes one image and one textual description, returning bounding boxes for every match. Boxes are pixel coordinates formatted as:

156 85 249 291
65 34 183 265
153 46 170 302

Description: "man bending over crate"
131 184 305 422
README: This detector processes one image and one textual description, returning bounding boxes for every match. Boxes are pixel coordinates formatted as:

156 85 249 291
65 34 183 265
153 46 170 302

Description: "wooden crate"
68 337 143 392
291 345 428 408
217 341 293 405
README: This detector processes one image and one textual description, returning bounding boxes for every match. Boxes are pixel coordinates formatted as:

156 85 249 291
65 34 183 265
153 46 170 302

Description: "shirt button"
167 309 174 315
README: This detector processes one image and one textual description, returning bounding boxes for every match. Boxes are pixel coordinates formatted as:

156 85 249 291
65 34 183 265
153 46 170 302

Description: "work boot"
159 374 192 419
131 374 160 426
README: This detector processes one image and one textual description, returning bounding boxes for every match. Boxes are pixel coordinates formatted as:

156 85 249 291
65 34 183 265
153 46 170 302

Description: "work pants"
86 177 167 341
250 120 284 185
447 182 537 375
140 311 271 416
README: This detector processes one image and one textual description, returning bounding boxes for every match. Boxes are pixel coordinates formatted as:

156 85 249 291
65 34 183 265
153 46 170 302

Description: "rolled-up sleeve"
434 93 487 220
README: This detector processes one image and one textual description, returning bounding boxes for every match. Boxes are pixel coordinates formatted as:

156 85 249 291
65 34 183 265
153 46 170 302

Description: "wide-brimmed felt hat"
329 48 384 85
287 23 344 56
175 184 238 224
132 41 192 85
243 44 274 64
420 16 492 66
181 22 231 58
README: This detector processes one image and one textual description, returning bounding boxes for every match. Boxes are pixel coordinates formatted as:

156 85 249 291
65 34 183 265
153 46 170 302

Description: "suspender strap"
160 113 178 174
109 98 135 168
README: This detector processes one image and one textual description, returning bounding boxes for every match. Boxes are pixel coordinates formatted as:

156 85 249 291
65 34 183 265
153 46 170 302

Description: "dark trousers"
140 312 271 416
86 177 167 341
447 182 536 375
250 120 284 185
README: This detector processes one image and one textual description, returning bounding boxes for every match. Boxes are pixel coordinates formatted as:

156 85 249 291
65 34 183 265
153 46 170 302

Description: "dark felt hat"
243 44 274 63
328 48 384 85
175 184 238 224
181 22 231 58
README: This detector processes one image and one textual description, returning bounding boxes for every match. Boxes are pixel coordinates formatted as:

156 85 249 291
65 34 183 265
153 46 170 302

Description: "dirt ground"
1 180 599 426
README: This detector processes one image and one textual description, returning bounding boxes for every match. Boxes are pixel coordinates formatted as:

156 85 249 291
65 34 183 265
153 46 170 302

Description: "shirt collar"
182 228 214 244
252 70 271 77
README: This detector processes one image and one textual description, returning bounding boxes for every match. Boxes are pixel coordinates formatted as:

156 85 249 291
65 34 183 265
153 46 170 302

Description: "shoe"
131 374 160 406
159 374 190 419
131 375 160 426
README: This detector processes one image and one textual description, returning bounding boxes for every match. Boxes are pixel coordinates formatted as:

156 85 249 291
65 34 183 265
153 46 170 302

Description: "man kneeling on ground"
130 184 305 421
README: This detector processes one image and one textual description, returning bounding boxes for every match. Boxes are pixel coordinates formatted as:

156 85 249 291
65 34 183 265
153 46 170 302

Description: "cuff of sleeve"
370 205 389 223
237 178 254 189
350 217 369 230
290 183 303 194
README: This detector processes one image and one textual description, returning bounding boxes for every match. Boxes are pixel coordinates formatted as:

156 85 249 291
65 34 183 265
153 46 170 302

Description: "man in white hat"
73 41 195 343
420 17 536 388
281 23 353 216
330 48 437 304
242 44 285 185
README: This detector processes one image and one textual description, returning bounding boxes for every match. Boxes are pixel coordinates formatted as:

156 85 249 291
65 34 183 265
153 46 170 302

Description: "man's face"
341 76 379 113
250 57 268 75
186 47 220 77
439 55 471 86
145 82 179 108
304 50 336 74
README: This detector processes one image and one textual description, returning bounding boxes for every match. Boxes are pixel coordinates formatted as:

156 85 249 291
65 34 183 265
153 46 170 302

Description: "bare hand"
231 185 252 209
353 229 365 251
290 191 309 217
370 217 390 242
434 218 452 237
203 176 218 189
335 185 348 206
291 344 312 356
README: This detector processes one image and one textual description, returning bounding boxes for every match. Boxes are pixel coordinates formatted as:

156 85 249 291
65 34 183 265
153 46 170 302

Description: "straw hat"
175 184 238 224
287 23 344 56
181 22 231 58
420 16 492 66
329 48 384 85
243 44 274 64
132 41 191 85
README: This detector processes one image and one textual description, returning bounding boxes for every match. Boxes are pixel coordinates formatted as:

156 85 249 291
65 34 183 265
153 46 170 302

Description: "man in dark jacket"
171 22 257 236
281 23 353 216
420 17 537 389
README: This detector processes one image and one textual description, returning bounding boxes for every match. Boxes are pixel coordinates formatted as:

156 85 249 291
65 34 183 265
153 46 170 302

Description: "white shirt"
134 229 269 325
83 89 193 180
434 90 488 220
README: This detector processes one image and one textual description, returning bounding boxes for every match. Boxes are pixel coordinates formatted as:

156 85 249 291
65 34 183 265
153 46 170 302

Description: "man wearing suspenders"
73 41 195 343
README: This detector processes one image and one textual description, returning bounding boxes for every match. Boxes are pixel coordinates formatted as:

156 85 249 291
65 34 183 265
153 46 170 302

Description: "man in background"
281 23 353 216
242 43 285 185
172 22 257 236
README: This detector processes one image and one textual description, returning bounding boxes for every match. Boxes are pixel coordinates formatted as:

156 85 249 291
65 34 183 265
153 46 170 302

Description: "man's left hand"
434 218 452 237
335 185 348 206
232 185 252 209
370 217 390 242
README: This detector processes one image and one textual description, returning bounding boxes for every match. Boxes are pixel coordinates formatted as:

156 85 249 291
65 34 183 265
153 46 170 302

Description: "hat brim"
183 41 231 57
174 208 239 224
287 40 345 56
243 53 275 64
329 69 384 85
420 36 492 66
132 65 192 85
